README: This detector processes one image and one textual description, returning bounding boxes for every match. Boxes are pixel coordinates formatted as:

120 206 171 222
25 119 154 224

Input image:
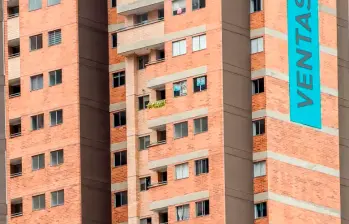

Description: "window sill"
32 168 44 172
9 93 21 99
29 8 42 12
31 128 44 132
254 174 266 178
252 92 265 96
49 83 62 88
48 43 62 47
11 213 23 218
30 88 43 92
32 208 45 212
114 204 128 209
250 10 263 14
113 125 126 129
174 136 188 140
175 177 189 181
173 94 187 98
113 164 127 169
172 53 186 58
196 214 210 218
195 172 208 177
50 163 64 167
10 133 22 138
254 216 267 220
30 48 43 52
193 89 207 94
47 3 61 7
51 203 64 208
192 7 206 11
194 130 208 135
50 123 63 128
192 48 207 53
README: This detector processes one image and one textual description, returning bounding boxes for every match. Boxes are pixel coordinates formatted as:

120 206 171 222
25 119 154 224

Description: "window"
50 149 64 166
32 154 45 171
114 110 126 127
172 0 186 15
254 202 267 219
174 121 188 139
29 0 42 11
10 118 21 138
9 79 21 98
251 37 264 54
176 204 190 221
113 71 125 87
31 114 44 131
138 55 149 70
140 177 151 191
254 161 266 177
175 163 189 179
173 81 187 97
30 34 43 51
172 39 186 56
158 8 164 19
48 0 60 6
253 119 265 136
157 130 166 143
140 218 152 224
11 198 23 217
10 158 22 177
111 0 116 7
196 200 209 217
157 49 165 60
50 109 63 126
157 89 166 100
195 158 209 175
8 45 20 58
112 33 117 48
48 29 62 46
51 190 64 207
30 74 43 91
192 0 205 10
49 69 62 86
192 34 207 51
194 117 208 134
32 194 45 210
250 0 262 13
252 78 264 95
8 6 19 18
139 95 150 110
115 191 128 207
159 212 168 223
193 76 207 92
158 171 167 183
139 135 150 150
136 13 148 24
114 150 127 167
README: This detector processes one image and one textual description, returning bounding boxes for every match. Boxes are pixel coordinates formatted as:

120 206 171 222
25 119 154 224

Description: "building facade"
1 0 349 224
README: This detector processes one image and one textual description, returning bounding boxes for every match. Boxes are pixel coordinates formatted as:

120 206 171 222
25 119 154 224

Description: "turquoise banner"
287 0 322 129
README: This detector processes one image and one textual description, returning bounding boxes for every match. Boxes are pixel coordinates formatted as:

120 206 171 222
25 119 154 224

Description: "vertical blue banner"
287 0 322 129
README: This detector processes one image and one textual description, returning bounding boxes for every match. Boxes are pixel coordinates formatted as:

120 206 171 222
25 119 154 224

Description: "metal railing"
8 13 19 19
118 17 164 32
9 92 20 98
9 52 20 59
149 140 166 147
10 172 22 178
10 132 21 138
11 212 23 218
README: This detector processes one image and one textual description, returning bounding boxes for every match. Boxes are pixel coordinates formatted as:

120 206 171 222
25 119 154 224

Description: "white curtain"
183 205 189 220
177 206 184 220
179 40 187 55
172 0 186 11
252 122 257 136
193 36 200 51
257 37 264 52
200 35 207 49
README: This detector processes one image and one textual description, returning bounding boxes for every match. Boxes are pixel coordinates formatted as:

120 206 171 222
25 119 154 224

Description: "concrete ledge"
111 141 127 152
150 190 209 210
252 109 339 136
109 23 125 33
254 192 340 217
117 0 163 14
253 151 339 177
118 25 206 54
111 181 128 192
110 102 126 112
149 149 208 170
147 66 207 88
148 108 208 129
109 62 125 73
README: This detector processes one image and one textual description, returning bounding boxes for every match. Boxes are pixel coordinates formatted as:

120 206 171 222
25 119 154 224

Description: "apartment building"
1 0 349 224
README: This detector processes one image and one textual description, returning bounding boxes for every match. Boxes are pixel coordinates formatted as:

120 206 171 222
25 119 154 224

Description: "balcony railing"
11 212 23 218
10 132 21 138
119 17 164 32
149 181 167 188
9 92 20 98
10 172 22 178
9 52 20 59
147 99 166 109
8 13 19 19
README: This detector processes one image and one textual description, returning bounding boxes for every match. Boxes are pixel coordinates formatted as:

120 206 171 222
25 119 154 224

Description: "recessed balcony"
8 39 20 80
7 10 19 41
117 0 164 16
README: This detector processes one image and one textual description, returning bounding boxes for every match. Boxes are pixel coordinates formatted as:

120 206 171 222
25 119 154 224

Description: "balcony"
117 0 164 15
8 15 19 41
8 39 20 80
118 19 164 55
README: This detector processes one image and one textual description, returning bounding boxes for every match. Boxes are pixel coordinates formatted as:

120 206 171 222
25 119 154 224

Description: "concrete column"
126 55 140 224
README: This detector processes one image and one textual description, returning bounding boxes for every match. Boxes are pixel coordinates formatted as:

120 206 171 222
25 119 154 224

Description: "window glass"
176 204 190 221
114 111 126 127
48 30 62 46
195 158 209 175
254 202 267 219
48 0 60 6
254 161 266 177
196 200 209 216
192 0 205 10
172 0 186 15
51 150 64 166
49 69 62 86
194 117 208 134
173 81 187 97
115 191 128 207
139 135 150 150
113 71 125 87
30 74 43 91
51 190 64 207
172 40 186 56
32 154 45 170
32 194 45 210
174 122 188 139
252 119 265 136
252 78 264 94
194 76 207 92
29 0 42 11
175 163 189 179
114 151 127 166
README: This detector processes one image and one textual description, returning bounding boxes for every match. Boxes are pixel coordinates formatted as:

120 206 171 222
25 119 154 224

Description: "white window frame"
176 204 190 221
48 0 60 6
251 37 264 54
30 74 43 91
32 154 45 171
253 161 266 177
50 149 64 166
192 34 207 52
48 29 62 46
49 69 62 86
175 163 189 179
172 39 187 56
50 109 63 126
51 190 64 207
29 0 42 11
32 194 45 210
